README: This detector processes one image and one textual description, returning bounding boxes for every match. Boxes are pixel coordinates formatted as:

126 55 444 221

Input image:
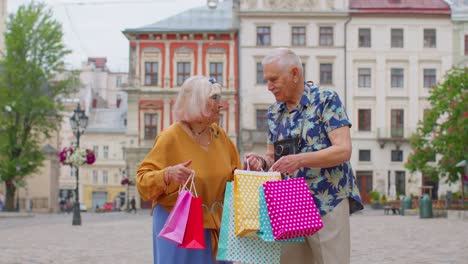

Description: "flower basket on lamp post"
121 177 134 211
58 103 93 226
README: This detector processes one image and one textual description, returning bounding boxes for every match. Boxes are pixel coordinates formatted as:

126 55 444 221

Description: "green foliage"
370 190 380 203
381 194 387 204
0 2 78 210
405 67 468 183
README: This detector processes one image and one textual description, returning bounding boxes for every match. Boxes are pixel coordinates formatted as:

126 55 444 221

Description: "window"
423 69 436 88
257 26 271 46
395 171 406 196
358 28 371 47
465 35 468 55
256 62 266 84
391 68 404 88
320 63 332 85
103 171 108 184
256 109 268 131
291 26 306 46
391 150 403 162
218 113 225 129
391 109 404 138
93 146 99 159
391 28 403 48
103 146 109 159
209 62 223 85
116 76 122 87
144 62 158 86
93 170 98 184
177 62 191 86
358 68 371 88
358 109 371 131
424 29 436 48
359 150 371 162
319 27 333 46
302 63 306 80
116 94 122 108
144 113 158 140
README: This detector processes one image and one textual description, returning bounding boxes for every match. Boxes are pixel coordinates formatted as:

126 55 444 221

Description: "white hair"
262 48 303 73
173 75 222 122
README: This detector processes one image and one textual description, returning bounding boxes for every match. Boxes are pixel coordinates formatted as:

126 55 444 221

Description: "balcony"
376 127 415 149
241 129 267 151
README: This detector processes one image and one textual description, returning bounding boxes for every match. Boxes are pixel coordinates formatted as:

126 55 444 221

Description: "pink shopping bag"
263 178 323 240
157 173 195 244
178 176 205 249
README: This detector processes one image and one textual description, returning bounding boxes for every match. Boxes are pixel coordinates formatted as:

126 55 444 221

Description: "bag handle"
178 171 198 198
244 156 264 172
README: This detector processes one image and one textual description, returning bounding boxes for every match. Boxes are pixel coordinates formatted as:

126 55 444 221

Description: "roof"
350 0 451 14
124 0 235 34
86 108 126 134
87 57 107 69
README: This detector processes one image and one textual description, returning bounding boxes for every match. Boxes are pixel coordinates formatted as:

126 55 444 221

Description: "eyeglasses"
210 94 221 103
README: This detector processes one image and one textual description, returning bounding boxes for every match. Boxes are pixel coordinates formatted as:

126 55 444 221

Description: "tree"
0 2 78 211
405 67 468 184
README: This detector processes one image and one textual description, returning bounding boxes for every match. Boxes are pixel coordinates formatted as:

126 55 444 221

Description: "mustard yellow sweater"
136 122 241 230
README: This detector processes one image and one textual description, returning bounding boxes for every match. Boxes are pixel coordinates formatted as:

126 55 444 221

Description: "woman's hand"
243 153 264 171
270 154 301 176
165 160 193 184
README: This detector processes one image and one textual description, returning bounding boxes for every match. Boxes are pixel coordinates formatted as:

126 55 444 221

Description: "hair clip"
208 77 216 84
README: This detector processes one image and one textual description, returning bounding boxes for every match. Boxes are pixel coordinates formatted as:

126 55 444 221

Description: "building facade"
451 0 468 67
347 0 453 202
238 0 350 155
122 0 239 208
237 0 456 203
58 58 129 211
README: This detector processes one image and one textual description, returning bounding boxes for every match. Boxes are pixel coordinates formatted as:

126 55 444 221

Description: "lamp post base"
72 202 81 226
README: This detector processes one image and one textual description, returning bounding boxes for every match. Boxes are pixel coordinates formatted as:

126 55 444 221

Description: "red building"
122 1 239 208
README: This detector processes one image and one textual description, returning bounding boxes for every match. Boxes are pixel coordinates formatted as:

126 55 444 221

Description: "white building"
347 0 453 202
58 58 129 210
237 0 455 203
238 0 350 155
451 0 468 67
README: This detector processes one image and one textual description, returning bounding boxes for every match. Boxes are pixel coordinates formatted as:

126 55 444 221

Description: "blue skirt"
153 204 231 264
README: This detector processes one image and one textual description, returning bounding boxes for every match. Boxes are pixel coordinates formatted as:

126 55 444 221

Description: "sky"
7 0 209 72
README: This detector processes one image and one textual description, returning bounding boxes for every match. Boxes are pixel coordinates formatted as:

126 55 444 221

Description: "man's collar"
277 82 312 113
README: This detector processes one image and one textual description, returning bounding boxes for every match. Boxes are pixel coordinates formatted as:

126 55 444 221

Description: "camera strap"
273 106 306 149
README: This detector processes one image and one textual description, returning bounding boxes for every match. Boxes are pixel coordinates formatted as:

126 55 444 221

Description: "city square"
1 208 467 264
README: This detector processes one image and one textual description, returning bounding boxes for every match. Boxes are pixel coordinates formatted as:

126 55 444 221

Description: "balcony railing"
376 127 417 149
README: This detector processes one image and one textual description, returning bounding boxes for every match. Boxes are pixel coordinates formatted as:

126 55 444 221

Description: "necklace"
184 122 212 146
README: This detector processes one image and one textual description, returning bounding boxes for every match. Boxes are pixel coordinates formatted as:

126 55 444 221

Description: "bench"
383 202 401 215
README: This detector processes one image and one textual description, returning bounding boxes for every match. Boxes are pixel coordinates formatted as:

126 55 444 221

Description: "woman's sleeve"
136 134 175 201
227 131 241 181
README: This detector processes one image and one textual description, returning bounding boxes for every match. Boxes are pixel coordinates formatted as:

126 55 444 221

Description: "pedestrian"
130 196 137 213
136 76 241 264
0 191 4 211
244 48 363 264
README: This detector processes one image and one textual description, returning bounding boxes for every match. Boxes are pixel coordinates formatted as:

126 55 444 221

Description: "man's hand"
270 154 301 176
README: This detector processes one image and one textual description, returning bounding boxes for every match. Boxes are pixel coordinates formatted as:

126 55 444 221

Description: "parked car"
102 202 114 212
79 203 87 212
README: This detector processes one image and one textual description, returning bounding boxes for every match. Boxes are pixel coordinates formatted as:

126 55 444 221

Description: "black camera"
273 136 301 161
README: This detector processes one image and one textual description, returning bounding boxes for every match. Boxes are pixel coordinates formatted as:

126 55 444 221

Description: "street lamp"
69 103 88 226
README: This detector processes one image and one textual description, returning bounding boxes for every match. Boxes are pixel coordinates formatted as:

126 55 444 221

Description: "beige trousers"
280 198 350 264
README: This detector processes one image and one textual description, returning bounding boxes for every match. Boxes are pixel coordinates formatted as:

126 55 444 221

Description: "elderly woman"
137 76 241 264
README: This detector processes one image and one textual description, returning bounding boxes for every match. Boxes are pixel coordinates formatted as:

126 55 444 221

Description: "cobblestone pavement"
1 207 467 264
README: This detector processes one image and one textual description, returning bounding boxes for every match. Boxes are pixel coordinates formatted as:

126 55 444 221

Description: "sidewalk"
0 211 34 218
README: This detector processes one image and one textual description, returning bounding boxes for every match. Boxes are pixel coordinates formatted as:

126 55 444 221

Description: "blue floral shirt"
267 83 363 216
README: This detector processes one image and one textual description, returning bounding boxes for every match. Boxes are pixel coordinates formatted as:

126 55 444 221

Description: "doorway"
356 171 373 204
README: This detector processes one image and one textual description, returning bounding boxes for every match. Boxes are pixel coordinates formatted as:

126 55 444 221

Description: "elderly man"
245 48 363 264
